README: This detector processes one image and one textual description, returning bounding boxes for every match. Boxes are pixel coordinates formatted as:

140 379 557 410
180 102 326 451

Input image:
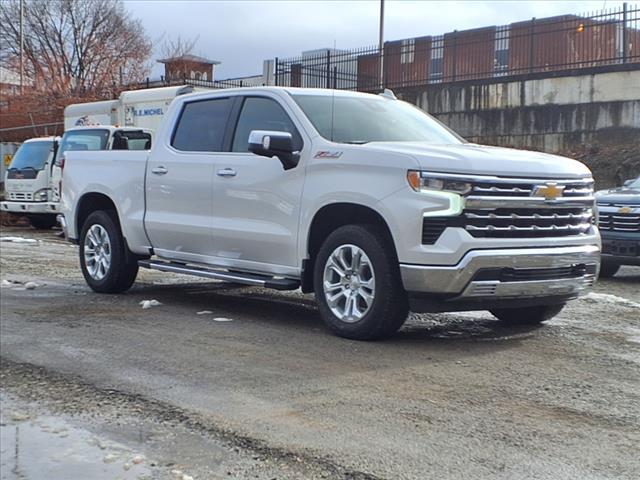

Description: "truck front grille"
8 192 33 201
597 210 640 232
471 180 593 198
420 176 595 244
464 207 593 238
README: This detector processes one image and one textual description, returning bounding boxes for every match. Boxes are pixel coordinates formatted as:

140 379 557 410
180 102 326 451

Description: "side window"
232 97 302 152
172 98 233 152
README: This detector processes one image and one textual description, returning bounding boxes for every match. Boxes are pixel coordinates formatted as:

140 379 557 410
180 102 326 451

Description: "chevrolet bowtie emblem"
533 183 565 201
618 206 632 214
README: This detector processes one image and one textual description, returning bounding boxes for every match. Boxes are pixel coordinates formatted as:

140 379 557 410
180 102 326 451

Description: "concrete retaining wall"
395 67 640 187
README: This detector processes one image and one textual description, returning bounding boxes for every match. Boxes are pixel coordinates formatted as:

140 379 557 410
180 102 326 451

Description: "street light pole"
20 0 24 94
379 0 384 89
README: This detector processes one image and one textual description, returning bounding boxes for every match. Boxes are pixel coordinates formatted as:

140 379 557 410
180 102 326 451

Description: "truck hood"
595 186 640 205
361 142 592 179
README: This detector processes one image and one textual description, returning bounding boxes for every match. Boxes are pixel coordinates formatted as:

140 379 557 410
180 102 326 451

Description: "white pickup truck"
59 87 600 340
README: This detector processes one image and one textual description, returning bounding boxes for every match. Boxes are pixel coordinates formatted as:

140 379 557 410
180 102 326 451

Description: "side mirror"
248 130 299 170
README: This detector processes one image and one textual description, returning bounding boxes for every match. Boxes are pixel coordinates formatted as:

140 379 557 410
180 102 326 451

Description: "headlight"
407 171 473 195
33 188 49 202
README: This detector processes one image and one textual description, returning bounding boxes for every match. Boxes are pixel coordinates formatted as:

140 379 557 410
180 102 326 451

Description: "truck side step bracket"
138 260 300 291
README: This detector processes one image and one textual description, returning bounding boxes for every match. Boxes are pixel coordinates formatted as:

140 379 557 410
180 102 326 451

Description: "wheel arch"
75 192 121 238
302 202 399 293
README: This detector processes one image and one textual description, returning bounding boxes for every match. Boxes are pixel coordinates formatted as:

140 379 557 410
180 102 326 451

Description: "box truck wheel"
28 214 57 230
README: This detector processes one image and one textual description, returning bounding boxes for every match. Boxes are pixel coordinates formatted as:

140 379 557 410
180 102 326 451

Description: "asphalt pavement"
1 226 639 480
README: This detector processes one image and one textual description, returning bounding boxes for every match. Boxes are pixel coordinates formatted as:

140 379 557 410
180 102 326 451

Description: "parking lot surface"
1 226 639 479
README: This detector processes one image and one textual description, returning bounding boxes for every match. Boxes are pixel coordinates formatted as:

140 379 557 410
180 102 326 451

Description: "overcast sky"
123 0 626 80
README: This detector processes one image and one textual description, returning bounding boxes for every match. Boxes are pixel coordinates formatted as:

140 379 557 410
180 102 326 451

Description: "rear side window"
172 98 233 152
113 130 152 150
57 129 110 163
232 97 302 152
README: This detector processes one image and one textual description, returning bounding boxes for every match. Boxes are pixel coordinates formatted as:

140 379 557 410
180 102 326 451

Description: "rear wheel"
28 214 57 230
79 210 138 293
598 262 620 278
490 304 565 324
314 224 408 340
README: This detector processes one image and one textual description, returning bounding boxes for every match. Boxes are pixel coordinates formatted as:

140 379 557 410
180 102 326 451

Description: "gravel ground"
1 226 639 480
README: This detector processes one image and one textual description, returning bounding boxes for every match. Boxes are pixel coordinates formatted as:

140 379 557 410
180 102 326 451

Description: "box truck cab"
1 137 60 229
50 126 152 203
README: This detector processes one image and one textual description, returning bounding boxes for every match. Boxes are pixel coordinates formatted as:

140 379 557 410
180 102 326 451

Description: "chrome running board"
138 260 300 291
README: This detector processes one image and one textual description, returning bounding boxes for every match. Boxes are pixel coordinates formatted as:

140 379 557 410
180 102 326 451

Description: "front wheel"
28 215 57 229
314 224 409 340
79 210 138 293
490 303 565 324
598 262 620 278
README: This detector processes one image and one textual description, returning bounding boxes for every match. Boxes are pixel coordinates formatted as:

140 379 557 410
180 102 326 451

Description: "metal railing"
274 3 640 91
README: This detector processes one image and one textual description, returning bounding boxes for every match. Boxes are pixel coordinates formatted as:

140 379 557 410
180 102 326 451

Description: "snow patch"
581 292 640 309
0 236 38 243
213 317 233 322
196 310 213 315
139 299 162 309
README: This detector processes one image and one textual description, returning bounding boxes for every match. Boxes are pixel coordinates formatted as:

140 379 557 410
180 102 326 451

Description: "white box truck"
64 85 198 131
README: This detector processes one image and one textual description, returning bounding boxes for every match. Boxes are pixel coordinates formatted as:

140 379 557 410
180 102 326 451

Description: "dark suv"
595 176 640 277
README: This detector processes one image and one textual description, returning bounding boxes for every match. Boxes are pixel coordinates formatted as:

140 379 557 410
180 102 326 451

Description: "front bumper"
599 230 640 265
0 200 59 215
401 244 600 303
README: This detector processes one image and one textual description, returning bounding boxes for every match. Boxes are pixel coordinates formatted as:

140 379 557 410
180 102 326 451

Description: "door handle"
151 166 168 175
217 168 237 178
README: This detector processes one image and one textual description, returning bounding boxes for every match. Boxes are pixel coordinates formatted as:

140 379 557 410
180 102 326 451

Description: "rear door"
210 95 306 273
144 96 235 262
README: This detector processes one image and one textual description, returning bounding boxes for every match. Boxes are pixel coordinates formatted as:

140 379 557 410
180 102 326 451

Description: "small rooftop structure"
158 54 221 66
158 54 221 82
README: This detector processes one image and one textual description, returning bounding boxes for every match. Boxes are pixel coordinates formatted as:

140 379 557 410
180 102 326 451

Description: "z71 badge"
314 151 343 159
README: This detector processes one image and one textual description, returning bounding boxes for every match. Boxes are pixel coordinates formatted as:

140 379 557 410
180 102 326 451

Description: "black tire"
490 303 565 324
598 262 620 278
313 224 409 340
79 210 138 293
28 215 57 229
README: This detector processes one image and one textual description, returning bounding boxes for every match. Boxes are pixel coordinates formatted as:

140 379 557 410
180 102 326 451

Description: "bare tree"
159 34 200 81
160 35 199 60
0 0 152 95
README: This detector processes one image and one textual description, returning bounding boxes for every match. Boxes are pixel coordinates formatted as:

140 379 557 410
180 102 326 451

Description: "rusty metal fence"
275 3 640 91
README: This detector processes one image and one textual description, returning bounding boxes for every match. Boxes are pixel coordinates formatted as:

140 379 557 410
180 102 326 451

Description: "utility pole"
20 0 24 94
379 0 385 89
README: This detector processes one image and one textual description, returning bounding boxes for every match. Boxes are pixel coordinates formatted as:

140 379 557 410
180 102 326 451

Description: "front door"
211 96 306 273
145 97 234 262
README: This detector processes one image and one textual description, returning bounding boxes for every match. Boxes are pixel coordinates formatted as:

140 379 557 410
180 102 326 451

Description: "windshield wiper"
343 140 370 145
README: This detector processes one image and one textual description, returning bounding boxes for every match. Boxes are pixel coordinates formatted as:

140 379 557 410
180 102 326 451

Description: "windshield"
628 177 640 188
291 94 463 145
9 141 54 170
57 129 110 162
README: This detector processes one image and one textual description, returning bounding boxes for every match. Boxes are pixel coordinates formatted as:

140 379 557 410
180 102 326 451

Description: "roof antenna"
380 88 397 100
330 39 336 142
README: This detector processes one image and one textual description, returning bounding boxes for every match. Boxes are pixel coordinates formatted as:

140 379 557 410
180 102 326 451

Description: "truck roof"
177 86 382 102
22 136 59 143
63 125 153 134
